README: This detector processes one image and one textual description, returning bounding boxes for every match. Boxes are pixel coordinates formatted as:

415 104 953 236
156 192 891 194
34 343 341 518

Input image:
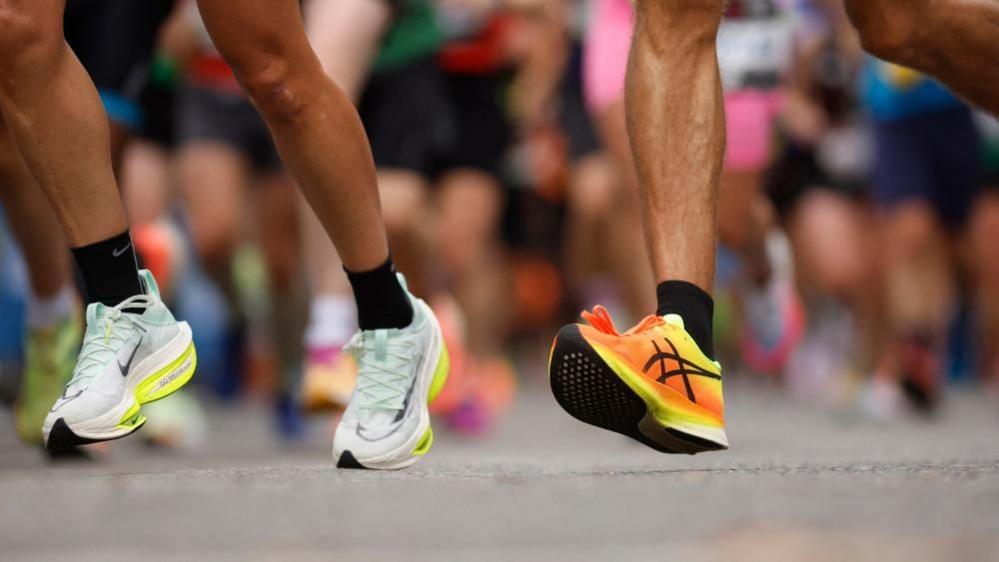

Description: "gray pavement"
2 379 999 561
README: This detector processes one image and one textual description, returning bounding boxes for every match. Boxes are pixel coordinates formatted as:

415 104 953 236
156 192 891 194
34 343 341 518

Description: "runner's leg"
0 117 71 299
300 0 391 300
196 0 390 275
627 0 726 356
0 0 128 247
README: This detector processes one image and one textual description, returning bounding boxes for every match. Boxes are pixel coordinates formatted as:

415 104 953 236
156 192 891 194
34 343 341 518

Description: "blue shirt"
861 57 964 122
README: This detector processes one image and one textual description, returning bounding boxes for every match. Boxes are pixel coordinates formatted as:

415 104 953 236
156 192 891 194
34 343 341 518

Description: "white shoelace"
70 295 156 389
346 329 417 415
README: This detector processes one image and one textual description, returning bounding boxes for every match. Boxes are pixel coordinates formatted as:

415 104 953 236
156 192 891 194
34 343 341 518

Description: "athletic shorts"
64 0 174 130
177 87 283 172
765 138 868 220
439 71 511 177
358 57 455 178
559 45 602 163
872 107 983 226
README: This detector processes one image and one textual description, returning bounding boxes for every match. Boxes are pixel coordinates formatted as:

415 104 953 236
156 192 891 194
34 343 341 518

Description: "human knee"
0 2 61 75
969 196 999 282
185 193 239 266
887 203 942 262
846 0 927 69
192 218 238 269
234 54 312 123
569 158 616 224
379 174 427 239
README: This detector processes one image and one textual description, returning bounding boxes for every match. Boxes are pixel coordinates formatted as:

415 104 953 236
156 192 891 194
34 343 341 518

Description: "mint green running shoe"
14 310 82 445
42 270 197 452
333 276 449 470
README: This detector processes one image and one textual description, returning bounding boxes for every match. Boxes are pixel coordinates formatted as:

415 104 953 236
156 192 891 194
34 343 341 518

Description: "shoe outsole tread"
549 325 725 455
336 450 367 470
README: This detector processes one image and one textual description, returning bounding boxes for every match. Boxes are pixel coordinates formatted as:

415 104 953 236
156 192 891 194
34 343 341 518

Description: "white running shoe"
42 270 196 452
333 279 449 470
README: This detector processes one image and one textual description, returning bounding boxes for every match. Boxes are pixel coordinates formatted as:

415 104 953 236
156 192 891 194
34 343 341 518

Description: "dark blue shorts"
872 107 983 226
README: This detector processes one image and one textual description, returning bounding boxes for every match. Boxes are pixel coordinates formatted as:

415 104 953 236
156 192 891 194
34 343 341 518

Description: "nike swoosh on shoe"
118 336 142 378
50 389 84 413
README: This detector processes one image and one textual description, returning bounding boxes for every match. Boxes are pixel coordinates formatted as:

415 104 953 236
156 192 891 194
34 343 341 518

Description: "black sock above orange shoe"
656 280 715 360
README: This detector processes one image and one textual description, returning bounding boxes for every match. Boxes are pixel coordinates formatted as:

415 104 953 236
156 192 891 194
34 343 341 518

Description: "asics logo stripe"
643 337 720 403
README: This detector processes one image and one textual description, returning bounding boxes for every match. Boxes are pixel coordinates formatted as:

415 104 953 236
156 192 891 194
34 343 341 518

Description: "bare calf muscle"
0 0 127 246
627 0 726 290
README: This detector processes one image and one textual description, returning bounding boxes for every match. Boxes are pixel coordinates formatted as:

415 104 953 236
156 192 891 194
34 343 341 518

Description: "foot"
42 270 197 452
441 356 517 436
549 306 728 454
299 345 356 413
897 336 941 415
333 282 449 470
741 232 805 375
14 310 83 445
141 390 209 449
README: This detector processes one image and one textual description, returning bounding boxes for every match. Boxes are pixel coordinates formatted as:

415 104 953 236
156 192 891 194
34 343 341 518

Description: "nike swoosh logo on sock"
112 243 132 258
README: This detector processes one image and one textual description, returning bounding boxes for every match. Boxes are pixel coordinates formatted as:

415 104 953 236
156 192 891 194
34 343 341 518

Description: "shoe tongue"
85 303 104 333
138 269 159 299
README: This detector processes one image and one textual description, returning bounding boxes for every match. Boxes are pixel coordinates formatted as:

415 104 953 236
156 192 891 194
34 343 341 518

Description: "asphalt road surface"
2 379 999 561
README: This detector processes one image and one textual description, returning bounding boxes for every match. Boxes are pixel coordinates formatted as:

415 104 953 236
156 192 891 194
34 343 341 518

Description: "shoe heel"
135 341 197 405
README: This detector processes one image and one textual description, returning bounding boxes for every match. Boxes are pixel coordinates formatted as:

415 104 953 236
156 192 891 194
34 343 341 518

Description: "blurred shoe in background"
741 231 806 376
300 347 356 414
14 304 82 445
142 390 208 450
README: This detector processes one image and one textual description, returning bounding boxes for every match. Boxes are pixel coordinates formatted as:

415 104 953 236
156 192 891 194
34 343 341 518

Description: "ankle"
656 280 715 359
70 229 143 307
345 257 413 331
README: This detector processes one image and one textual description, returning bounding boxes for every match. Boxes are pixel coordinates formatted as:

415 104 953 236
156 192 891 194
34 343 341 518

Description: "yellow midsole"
427 343 450 405
135 342 197 405
411 341 449 456
117 402 143 427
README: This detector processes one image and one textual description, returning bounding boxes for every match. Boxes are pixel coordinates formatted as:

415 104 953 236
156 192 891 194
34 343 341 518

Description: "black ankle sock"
70 230 143 308
344 257 413 331
656 280 715 360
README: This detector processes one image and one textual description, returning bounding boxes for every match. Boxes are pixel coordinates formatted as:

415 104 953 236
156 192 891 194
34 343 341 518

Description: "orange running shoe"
300 347 356 413
549 306 729 454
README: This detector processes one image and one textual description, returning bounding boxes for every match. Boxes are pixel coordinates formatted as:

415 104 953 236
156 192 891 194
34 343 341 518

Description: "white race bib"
717 16 794 90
